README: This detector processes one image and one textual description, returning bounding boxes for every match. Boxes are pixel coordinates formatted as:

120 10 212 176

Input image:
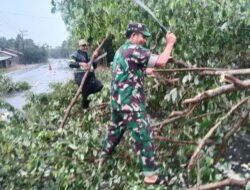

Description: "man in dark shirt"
69 39 103 109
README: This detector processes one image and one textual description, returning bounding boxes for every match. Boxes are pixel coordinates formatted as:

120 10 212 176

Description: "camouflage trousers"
100 110 157 176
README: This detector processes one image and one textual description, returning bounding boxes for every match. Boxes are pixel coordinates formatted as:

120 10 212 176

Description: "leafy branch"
187 96 250 170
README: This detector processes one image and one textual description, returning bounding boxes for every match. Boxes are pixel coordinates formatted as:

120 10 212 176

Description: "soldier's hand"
166 32 176 45
79 62 89 69
145 68 155 76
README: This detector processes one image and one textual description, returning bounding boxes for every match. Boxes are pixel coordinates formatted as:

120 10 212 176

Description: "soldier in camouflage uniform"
99 23 176 185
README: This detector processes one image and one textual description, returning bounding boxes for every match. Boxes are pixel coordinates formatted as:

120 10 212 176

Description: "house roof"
0 51 18 57
0 56 12 61
4 48 23 55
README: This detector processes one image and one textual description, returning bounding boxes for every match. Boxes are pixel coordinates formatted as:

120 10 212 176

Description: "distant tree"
7 38 16 49
50 39 73 58
15 34 23 51
24 39 35 49
0 37 8 49
0 35 49 64
23 45 48 64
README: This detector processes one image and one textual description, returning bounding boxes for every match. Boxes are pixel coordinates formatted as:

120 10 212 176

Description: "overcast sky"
0 0 68 47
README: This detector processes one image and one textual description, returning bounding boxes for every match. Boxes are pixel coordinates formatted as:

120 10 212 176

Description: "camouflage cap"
78 39 87 46
126 23 151 37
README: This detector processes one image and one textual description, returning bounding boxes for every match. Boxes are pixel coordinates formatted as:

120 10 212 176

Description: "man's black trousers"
74 71 103 109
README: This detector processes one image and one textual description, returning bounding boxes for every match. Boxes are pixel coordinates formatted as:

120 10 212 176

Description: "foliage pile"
0 75 31 96
1 72 146 189
0 69 249 189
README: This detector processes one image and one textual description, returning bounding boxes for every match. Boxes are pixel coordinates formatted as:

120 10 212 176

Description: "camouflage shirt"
111 41 157 112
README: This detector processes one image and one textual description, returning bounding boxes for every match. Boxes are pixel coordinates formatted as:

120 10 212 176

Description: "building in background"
0 48 23 68
0 55 12 68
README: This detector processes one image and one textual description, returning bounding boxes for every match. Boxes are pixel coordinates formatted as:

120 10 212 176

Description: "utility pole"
19 30 28 51
19 30 28 64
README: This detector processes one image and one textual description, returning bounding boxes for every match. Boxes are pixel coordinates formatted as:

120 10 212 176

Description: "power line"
0 11 22 31
19 30 28 52
0 27 17 36
0 10 62 21
0 20 19 34
0 11 23 38
0 17 19 33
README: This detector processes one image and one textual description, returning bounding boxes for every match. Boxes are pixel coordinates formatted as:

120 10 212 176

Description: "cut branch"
183 79 250 104
170 104 197 117
187 111 223 122
224 74 248 88
154 136 214 145
153 68 250 75
154 67 224 72
151 116 182 128
152 104 197 130
187 96 250 170
59 36 109 129
154 72 179 86
188 178 249 190
202 68 250 75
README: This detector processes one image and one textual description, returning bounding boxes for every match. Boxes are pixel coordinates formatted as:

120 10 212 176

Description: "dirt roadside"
0 62 39 73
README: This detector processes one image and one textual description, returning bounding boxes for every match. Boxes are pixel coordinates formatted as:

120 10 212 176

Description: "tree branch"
214 111 249 164
170 104 197 117
153 136 197 145
153 68 250 75
170 58 193 68
223 74 248 88
202 68 250 75
154 72 179 87
188 178 249 190
183 79 250 104
154 136 214 146
187 96 250 170
151 116 182 129
152 103 198 131
187 111 223 123
154 67 224 72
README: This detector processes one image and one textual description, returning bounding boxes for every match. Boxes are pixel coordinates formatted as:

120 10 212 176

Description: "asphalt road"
3 59 73 110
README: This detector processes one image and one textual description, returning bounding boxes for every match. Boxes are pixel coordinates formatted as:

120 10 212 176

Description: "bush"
15 81 31 91
0 75 31 95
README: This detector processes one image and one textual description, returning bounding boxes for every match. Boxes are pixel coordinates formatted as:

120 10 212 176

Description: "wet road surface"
3 59 73 110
